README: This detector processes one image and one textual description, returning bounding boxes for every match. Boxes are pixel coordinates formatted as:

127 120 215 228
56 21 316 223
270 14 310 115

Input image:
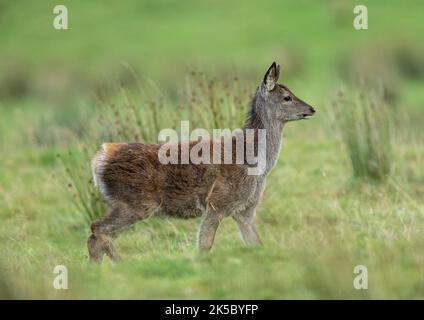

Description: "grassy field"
1 0 424 299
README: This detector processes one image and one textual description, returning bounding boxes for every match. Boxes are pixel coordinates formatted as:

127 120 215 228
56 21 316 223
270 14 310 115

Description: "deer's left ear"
263 62 280 91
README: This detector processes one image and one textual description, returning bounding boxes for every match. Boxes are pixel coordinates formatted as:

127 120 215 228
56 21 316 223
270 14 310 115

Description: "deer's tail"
91 143 124 196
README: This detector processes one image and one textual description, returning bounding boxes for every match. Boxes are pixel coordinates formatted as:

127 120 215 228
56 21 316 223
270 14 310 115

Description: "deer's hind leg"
197 211 223 251
87 203 141 263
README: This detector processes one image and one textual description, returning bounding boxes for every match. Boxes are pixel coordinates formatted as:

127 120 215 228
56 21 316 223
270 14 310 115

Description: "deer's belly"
159 197 206 218
157 190 254 219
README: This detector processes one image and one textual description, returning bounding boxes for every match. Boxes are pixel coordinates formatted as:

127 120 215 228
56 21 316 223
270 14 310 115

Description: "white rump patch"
91 144 108 196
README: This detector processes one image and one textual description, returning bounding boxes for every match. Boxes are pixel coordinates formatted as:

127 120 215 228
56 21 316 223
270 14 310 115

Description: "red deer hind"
88 62 315 262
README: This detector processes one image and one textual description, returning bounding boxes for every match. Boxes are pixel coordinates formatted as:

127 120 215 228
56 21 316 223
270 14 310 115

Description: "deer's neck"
244 96 284 176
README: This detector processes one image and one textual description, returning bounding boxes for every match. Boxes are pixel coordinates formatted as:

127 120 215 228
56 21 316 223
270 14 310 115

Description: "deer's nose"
310 107 316 114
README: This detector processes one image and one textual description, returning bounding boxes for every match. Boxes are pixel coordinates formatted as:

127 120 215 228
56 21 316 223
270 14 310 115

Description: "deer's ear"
263 62 280 91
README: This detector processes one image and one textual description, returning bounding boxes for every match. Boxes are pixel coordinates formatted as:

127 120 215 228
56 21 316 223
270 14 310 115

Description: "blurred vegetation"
339 38 424 104
332 86 393 180
1 0 424 299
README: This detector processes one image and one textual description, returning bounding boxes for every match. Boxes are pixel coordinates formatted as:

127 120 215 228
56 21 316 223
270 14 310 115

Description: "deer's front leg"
233 208 262 246
197 212 222 251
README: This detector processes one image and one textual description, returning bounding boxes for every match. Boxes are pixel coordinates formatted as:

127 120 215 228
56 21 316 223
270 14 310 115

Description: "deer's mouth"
301 107 316 119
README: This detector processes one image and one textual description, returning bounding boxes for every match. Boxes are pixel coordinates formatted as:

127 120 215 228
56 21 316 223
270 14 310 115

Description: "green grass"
332 87 393 180
1 0 424 299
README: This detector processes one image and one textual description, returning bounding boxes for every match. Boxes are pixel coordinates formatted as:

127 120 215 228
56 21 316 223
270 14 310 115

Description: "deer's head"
259 62 315 122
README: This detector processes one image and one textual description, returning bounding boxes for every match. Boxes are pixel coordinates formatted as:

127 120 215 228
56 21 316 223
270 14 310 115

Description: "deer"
87 62 315 263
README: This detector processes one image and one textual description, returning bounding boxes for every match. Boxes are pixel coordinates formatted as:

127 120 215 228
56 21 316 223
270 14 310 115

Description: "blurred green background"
1 0 424 299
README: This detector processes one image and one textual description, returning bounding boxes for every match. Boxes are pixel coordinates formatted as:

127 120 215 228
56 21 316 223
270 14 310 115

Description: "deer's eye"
283 96 292 102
